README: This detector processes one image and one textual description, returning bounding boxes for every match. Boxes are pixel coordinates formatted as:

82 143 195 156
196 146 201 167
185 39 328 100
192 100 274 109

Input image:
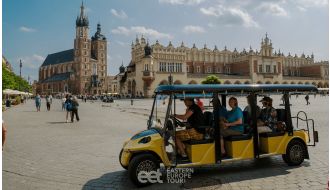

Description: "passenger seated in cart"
244 94 261 125
220 97 244 156
173 98 204 160
257 97 277 133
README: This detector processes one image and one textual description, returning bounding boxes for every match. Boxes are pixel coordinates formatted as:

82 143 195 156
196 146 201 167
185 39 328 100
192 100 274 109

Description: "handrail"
291 111 317 146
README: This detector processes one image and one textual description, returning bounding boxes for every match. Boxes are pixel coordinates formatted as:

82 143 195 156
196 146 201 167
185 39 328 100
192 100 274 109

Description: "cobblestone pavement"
2 95 329 190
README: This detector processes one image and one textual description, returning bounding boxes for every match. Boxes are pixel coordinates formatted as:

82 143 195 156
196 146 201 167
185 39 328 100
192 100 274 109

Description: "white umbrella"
3 89 19 95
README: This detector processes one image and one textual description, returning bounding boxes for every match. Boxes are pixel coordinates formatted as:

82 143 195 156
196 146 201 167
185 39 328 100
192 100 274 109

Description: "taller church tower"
74 2 91 93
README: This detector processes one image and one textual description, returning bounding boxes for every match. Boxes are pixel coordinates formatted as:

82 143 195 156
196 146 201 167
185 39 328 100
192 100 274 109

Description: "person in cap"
258 96 277 132
172 97 204 160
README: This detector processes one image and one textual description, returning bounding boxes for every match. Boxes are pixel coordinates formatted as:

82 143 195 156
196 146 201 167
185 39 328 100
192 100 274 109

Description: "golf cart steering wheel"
170 115 185 127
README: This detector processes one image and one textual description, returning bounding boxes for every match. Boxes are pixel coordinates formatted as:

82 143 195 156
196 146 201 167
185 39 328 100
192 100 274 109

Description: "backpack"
66 101 72 111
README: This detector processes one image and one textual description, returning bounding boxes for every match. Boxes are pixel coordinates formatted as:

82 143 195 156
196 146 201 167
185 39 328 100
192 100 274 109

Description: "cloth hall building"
112 34 328 98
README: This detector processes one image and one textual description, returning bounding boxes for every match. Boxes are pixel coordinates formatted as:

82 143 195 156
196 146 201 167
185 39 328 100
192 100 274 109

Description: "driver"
172 98 204 160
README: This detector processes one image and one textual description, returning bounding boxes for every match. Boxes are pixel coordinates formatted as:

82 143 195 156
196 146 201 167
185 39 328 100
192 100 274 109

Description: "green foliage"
201 75 221 84
2 64 31 92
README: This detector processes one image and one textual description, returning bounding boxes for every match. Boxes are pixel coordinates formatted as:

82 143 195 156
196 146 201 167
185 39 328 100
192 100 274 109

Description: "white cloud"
200 5 259 28
112 26 173 39
19 26 36 32
257 3 288 17
159 0 205 5
17 54 44 69
110 9 128 19
183 25 206 33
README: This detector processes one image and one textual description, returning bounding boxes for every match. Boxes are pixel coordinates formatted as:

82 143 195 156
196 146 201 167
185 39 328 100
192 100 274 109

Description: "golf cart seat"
184 139 214 145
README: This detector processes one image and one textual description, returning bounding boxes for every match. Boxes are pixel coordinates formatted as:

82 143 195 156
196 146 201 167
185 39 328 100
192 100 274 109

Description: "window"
84 51 87 56
187 66 190 72
266 65 271 73
80 30 83 37
84 64 87 69
225 67 230 74
85 71 87 75
207 66 212 73
84 58 87 62
93 64 97 75
273 65 277 73
197 66 200 73
144 64 149 71
258 65 263 73
84 44 87 49
217 67 221 73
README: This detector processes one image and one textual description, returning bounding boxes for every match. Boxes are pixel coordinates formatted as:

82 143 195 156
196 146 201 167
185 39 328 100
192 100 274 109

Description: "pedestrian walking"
35 94 41 112
71 96 80 122
46 95 52 111
61 96 66 110
65 95 73 123
305 94 310 105
84 95 87 102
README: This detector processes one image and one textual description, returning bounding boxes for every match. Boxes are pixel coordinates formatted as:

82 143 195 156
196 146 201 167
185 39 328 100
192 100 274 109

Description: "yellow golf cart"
119 84 318 187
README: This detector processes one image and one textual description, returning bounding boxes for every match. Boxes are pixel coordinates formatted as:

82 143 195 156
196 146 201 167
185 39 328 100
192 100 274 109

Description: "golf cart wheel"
284 139 305 166
128 154 160 187
119 149 128 170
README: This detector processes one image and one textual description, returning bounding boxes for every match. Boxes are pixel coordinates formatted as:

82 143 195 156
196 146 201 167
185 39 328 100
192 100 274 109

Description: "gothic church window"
93 64 97 75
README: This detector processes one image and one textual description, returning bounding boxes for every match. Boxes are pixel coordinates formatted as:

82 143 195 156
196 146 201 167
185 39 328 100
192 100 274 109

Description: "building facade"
112 34 328 97
37 3 108 95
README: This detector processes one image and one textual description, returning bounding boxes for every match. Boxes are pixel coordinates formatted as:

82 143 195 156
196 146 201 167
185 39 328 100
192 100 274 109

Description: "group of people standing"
34 94 80 123
63 95 80 123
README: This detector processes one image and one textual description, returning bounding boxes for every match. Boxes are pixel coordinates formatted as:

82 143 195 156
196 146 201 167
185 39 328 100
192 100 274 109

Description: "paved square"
2 95 329 190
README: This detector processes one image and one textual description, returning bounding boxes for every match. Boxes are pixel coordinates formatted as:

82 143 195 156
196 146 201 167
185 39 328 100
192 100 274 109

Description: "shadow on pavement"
82 157 309 190
47 122 68 124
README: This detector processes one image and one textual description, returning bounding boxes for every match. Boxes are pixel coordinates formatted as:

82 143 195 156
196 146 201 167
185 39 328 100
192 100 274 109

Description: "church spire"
76 1 89 27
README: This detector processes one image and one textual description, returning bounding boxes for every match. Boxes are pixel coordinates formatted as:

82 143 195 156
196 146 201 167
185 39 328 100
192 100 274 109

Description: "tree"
201 75 220 84
2 62 31 92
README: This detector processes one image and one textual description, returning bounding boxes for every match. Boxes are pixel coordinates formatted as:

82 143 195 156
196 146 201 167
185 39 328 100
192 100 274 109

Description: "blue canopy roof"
41 49 74 67
155 84 318 94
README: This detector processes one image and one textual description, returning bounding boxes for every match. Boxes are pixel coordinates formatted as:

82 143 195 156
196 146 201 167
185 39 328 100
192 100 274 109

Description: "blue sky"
2 0 329 82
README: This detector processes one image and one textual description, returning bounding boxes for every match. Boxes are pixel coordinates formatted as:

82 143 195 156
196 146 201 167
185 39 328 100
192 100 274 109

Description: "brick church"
37 3 108 95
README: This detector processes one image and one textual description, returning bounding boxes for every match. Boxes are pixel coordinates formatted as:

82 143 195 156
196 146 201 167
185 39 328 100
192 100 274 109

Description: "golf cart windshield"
148 94 171 130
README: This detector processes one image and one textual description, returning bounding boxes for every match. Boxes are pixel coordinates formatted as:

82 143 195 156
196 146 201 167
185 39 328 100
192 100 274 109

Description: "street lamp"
19 59 23 91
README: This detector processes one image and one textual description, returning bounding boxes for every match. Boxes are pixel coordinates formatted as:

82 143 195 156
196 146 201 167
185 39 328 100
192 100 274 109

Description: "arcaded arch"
298 81 303 84
291 82 296 84
274 81 279 84
282 81 288 84
257 81 263 84
188 80 198 84
224 80 231 84
265 81 272 84
244 81 250 84
312 82 317 86
317 82 324 88
159 80 169 85
174 80 182 85
305 82 310 85
234 81 241 84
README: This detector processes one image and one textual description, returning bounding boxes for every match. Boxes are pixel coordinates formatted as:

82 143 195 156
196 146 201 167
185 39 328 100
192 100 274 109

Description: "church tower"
74 2 91 93
91 23 107 93
260 33 273 57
